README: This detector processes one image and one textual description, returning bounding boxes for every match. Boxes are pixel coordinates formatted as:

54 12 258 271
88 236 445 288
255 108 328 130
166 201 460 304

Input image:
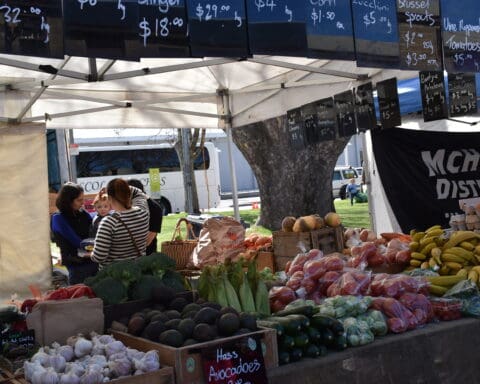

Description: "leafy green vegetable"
161 270 186 292
135 253 176 276
128 275 164 301
104 260 142 288
91 277 128 305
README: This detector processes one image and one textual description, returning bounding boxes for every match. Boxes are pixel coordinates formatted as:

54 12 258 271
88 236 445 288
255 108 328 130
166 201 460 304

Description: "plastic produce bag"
370 273 429 298
461 296 480 317
357 310 388 336
341 317 375 347
318 271 343 295
327 269 371 297
371 297 418 333
318 295 372 319
444 279 479 300
398 293 433 325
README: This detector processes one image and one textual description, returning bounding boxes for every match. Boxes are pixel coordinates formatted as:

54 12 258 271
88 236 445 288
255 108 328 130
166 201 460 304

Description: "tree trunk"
232 116 350 230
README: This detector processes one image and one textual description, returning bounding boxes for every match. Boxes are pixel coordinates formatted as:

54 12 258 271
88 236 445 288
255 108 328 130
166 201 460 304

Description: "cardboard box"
111 327 278 384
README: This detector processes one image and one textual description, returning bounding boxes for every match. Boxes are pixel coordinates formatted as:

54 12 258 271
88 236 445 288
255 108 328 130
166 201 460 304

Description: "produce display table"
268 318 480 384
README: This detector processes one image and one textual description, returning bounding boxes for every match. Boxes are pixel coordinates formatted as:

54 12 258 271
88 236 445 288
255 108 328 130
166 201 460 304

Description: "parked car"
332 166 361 199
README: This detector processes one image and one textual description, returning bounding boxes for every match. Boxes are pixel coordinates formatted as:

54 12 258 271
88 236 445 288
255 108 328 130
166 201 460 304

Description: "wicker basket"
161 218 198 270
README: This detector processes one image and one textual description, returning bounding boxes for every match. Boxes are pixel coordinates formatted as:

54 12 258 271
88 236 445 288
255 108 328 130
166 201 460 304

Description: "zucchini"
285 314 310 329
311 314 335 330
316 344 328 357
267 316 302 335
257 320 284 337
279 334 295 349
306 327 322 343
278 350 290 365
330 319 345 336
293 332 309 348
303 344 320 358
333 334 348 350
275 305 315 317
320 328 335 346
289 348 303 362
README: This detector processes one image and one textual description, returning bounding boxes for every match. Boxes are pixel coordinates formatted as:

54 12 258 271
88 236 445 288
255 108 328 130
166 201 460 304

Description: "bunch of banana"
409 227 480 294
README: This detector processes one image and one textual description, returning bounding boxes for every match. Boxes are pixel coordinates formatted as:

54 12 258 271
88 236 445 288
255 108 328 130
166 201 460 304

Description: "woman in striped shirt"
91 178 149 269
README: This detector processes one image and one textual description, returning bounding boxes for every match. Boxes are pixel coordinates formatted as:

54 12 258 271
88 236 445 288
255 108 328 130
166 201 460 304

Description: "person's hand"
99 187 107 198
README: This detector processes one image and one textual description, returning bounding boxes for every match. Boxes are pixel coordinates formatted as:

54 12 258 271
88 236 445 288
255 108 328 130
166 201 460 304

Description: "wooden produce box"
272 231 312 271
310 227 344 255
0 366 175 384
111 327 278 384
256 251 275 272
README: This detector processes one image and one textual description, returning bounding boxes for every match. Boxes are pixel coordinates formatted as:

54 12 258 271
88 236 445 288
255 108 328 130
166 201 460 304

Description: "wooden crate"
311 227 344 255
256 251 275 271
0 366 174 384
272 231 312 271
112 327 278 384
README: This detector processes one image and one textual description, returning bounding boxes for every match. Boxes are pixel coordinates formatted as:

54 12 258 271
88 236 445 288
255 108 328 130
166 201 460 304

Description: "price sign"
286 107 306 150
134 0 189 57
334 90 357 137
64 0 140 59
246 0 307 56
351 0 400 68
419 71 447 122
201 335 268 384
376 78 401 129
397 0 442 71
0 330 35 355
306 0 355 60
354 82 377 132
314 97 338 141
0 0 63 58
441 0 480 73
302 102 319 145
187 0 248 57
448 73 478 117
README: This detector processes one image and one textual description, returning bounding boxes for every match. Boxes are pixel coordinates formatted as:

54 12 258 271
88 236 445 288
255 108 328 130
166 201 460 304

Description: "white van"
332 166 361 199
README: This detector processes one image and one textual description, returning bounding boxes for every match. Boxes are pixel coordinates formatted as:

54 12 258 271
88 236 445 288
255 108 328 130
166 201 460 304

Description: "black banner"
371 128 480 232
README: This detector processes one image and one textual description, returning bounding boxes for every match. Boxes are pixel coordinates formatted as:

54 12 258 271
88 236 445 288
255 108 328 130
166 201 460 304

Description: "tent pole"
221 91 240 222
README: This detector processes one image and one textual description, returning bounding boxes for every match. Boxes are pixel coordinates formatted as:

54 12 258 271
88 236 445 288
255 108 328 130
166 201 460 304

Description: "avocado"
128 316 146 336
144 321 167 341
152 284 176 305
239 313 257 331
200 302 222 311
182 303 202 315
151 313 170 323
165 310 181 320
182 338 198 347
159 329 184 348
193 323 216 342
169 297 189 312
218 313 240 337
182 310 198 320
165 318 182 330
194 307 219 325
145 310 163 323
219 307 239 316
177 319 196 339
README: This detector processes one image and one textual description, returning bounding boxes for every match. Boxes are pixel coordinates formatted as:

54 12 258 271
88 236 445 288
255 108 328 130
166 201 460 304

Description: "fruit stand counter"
268 318 480 384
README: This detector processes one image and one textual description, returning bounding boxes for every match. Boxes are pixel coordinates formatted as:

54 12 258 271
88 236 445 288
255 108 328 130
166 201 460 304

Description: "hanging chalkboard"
0 330 35 355
351 0 400 68
246 0 307 56
201 335 268 384
419 71 447 122
302 102 319 145
315 97 338 141
376 78 401 129
441 0 480 73
131 0 189 58
63 0 140 60
355 82 376 132
448 73 478 117
187 0 249 57
306 0 355 60
0 0 63 58
286 107 306 150
334 90 356 137
397 0 442 71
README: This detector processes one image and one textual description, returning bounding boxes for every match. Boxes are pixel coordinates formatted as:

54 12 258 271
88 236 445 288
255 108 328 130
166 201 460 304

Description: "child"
89 192 111 237
346 178 359 206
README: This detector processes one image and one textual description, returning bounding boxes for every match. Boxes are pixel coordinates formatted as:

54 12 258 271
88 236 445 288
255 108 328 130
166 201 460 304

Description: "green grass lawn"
157 199 370 243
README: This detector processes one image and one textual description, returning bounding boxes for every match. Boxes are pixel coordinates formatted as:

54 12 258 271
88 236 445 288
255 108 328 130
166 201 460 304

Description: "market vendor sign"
201 335 268 384
371 128 480 231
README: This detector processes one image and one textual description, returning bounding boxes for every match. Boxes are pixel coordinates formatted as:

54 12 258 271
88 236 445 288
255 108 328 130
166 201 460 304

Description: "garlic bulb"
108 357 132 378
79 367 104 384
49 354 67 373
74 338 93 358
31 365 47 384
59 371 81 384
65 362 86 377
126 348 145 361
66 335 79 347
107 352 127 362
104 341 125 358
97 335 114 345
57 345 75 362
91 343 105 356
31 351 50 367
24 361 44 381
133 350 160 373
40 368 59 384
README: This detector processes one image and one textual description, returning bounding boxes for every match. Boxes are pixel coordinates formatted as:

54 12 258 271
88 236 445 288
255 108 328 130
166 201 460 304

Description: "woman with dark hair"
51 182 98 284
91 178 149 269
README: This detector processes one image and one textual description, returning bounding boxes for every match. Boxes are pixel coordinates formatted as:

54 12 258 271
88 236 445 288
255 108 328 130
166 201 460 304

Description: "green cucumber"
304 344 320 358
279 334 295 349
289 348 303 362
320 328 334 346
267 316 302 335
316 344 328 357
333 334 348 350
311 315 335 330
278 350 290 365
274 305 315 317
293 332 309 348
257 320 284 337
306 327 322 343
285 314 310 329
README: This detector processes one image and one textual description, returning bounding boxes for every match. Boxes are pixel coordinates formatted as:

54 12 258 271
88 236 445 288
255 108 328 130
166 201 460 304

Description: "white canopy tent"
0 54 416 301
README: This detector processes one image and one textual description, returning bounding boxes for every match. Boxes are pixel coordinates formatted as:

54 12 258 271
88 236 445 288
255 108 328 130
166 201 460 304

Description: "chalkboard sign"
376 78 401 129
0 330 35 354
187 0 249 57
351 0 400 68
64 0 140 60
201 335 268 384
246 0 307 56
286 107 306 150
334 90 356 137
302 102 319 145
397 0 442 71
441 0 480 73
315 97 338 141
131 0 189 58
306 0 355 60
0 0 63 58
448 73 478 117
355 82 377 132
419 71 447 122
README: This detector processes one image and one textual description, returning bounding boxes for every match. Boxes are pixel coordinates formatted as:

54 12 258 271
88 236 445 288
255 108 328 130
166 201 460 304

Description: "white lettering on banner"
436 179 480 200
421 149 480 176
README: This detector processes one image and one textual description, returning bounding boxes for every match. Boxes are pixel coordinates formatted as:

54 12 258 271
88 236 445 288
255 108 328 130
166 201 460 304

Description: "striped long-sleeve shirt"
91 187 149 268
